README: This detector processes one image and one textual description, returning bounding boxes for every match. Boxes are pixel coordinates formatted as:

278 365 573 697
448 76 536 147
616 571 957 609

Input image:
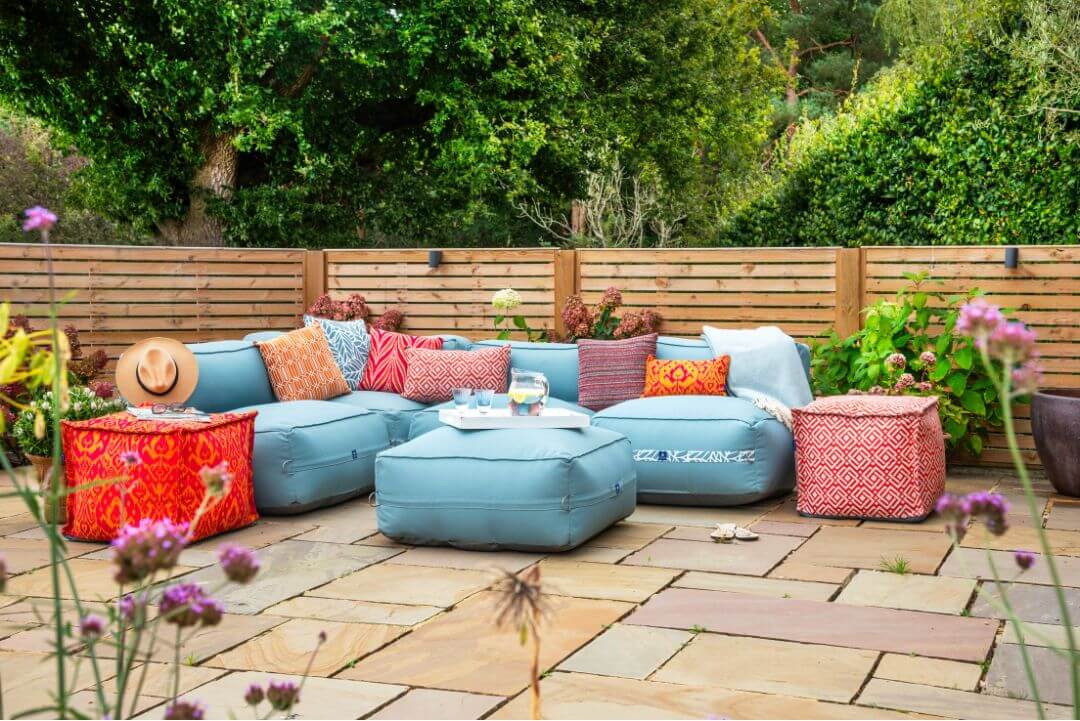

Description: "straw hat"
115 337 199 406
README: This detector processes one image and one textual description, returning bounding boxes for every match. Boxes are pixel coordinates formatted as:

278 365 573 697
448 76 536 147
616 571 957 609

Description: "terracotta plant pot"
1032 389 1080 497
25 453 66 524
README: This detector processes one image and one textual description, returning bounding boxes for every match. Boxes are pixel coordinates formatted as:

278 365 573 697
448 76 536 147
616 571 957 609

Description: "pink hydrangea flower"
915 381 933 393
919 351 936 366
885 353 906 370
22 206 57 232
894 373 915 391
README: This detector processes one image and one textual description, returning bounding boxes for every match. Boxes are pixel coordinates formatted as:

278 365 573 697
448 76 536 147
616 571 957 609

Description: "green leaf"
513 315 528 330
493 315 505 325
866 363 880 383
961 390 986 416
930 362 951 382
496 329 511 341
947 370 968 396
968 433 984 456
954 346 973 370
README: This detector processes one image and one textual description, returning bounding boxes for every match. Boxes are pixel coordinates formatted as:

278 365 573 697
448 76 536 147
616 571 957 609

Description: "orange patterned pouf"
61 411 259 542
792 395 946 521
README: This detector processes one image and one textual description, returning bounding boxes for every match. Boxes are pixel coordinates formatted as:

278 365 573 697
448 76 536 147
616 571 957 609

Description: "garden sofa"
184 333 809 514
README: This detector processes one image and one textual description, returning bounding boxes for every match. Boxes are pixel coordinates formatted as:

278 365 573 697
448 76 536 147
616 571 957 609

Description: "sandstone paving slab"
940 547 1080 587
0 650 113 718
6 558 195 600
0 536 115 574
944 475 998 496
749 520 819 537
986 643 1075 706
972 581 1080 623
0 514 42 537
182 539 400 614
0 495 34 519
134 670 406 720
873 654 982 691
664 526 809 549
96 613 286 664
760 496 860 527
963 523 1080 556
490 672 917 720
835 570 976 614
265 595 442 626
625 588 997 661
672 571 837 601
369 688 504 720
1002 620 1080 647
293 499 379 544
991 492 1048 527
556 545 631 563
1047 501 1080 531
389 547 543 573
768 560 853 584
557 623 690 679
787 526 952 574
623 536 802 576
628 504 769 529
356 531 409 547
308 562 495 608
858 678 1072 720
193 516 318 549
80 663 228 716
586 522 672 549
861 515 948 533
207 617 406 676
652 633 878 703
340 591 630 696
0 598 111 640
538 559 679 602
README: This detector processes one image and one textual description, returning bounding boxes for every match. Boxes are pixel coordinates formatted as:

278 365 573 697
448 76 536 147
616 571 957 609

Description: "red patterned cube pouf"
61 411 259 541
792 395 946 521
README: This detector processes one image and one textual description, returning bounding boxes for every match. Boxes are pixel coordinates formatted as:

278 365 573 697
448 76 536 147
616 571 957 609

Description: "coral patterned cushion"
402 345 511 403
577 334 658 411
642 354 730 397
61 412 258 542
256 324 350 401
360 329 444 394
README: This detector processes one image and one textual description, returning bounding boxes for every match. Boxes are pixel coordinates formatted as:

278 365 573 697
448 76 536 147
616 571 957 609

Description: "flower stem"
984 547 1045 720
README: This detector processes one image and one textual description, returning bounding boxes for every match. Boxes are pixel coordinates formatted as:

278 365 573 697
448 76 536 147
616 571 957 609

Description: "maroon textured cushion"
577 333 658 411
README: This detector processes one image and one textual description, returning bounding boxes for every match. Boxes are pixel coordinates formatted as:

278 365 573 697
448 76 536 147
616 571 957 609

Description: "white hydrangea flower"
492 288 523 312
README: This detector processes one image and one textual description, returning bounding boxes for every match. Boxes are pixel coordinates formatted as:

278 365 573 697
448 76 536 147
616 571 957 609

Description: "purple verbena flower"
987 321 1038 364
79 614 106 641
117 592 148 622
318 629 328 644
159 583 225 628
244 683 265 706
266 680 300 711
22 206 57 232
935 493 971 541
965 491 1010 536
1015 550 1037 571
163 699 205 720
956 299 1005 343
119 451 142 468
885 352 906 370
217 544 259 584
199 461 234 499
111 518 189 584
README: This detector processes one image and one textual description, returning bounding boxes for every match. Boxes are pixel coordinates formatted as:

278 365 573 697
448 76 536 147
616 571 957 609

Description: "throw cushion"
402 344 511 403
303 315 371 389
256 324 350 401
577 334 658 411
360 329 444 394
642 354 730 397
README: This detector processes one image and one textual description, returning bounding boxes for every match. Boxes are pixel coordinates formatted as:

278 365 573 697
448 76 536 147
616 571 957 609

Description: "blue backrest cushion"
472 339 580 403
656 335 811 384
186 340 276 413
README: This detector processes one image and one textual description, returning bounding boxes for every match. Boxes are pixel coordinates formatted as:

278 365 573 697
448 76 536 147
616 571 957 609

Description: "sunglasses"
151 403 189 414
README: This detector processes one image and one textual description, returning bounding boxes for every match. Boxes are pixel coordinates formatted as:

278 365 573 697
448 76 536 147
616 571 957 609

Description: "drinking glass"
451 387 472 411
475 389 494 414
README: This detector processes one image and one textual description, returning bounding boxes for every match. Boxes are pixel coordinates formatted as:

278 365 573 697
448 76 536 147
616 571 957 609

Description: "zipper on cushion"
376 479 628 512
284 448 378 475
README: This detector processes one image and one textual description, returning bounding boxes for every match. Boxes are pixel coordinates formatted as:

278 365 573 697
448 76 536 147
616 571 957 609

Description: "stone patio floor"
1 467 1078 719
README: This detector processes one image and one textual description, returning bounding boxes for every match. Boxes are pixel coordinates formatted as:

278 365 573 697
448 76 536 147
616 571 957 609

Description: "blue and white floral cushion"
303 315 371 389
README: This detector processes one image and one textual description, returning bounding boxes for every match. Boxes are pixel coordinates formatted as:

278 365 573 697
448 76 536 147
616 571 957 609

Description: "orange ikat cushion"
256 324 350 401
642 354 731 397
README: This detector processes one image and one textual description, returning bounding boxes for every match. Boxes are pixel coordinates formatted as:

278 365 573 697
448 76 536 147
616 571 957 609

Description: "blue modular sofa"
184 333 808 514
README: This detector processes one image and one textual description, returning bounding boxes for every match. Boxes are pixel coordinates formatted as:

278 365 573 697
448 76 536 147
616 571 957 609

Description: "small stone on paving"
558 624 690 679
369 688 504 720
873 653 982 691
653 633 878 703
623 536 803 576
673 571 837 601
308 562 495 608
538 559 678 603
265 595 442 626
835 570 975 614
787 526 951 574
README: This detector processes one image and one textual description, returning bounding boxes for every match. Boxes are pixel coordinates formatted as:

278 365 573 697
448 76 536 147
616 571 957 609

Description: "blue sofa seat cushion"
375 426 636 551
234 400 390 514
330 391 430 445
406 394 593 440
593 395 794 506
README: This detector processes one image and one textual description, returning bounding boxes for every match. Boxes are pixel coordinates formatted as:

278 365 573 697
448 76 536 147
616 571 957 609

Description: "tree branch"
279 34 332 98
797 37 855 57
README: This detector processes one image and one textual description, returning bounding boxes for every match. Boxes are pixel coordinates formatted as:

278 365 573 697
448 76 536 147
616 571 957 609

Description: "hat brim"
115 337 200 406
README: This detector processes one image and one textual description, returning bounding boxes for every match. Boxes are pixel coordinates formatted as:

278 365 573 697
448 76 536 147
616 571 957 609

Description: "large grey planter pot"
1032 389 1080 497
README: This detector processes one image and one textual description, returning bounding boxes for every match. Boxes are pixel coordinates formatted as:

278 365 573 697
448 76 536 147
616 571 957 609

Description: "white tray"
438 407 591 430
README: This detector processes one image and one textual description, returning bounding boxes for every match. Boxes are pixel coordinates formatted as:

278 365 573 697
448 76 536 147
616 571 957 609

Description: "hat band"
136 364 180 397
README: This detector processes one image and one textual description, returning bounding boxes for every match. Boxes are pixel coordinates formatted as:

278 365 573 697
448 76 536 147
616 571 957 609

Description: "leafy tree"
0 0 775 247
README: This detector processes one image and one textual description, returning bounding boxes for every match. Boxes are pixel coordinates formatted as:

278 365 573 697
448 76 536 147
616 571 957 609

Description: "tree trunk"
158 129 238 246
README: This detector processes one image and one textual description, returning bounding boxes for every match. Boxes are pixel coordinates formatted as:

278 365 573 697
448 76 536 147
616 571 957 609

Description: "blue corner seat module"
376 426 636 551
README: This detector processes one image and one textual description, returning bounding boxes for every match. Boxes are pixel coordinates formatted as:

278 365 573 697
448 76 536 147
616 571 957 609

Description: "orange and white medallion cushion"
402 344 511 403
256 324 350 401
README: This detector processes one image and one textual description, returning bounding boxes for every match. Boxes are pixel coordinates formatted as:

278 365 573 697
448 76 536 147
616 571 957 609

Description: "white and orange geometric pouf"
791 395 946 522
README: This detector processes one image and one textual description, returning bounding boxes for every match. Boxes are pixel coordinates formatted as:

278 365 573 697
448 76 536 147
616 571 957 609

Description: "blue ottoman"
375 426 636 551
592 396 795 506
234 400 391 514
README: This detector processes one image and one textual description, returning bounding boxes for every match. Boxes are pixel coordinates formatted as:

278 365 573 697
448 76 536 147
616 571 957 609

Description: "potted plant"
1032 389 1080 496
12 383 124 522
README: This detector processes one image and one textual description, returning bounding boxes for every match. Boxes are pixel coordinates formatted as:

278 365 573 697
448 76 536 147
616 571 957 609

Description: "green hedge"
716 46 1080 247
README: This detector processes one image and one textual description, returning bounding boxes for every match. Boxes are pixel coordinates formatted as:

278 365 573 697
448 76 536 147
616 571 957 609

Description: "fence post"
304 249 326 311
553 249 577 338
834 247 864 337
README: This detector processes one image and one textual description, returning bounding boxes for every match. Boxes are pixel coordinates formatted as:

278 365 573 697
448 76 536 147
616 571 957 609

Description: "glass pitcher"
507 368 549 416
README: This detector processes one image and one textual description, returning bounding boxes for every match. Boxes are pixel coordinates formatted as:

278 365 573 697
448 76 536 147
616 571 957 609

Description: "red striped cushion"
359 330 444 393
402 345 511 403
577 334 658 411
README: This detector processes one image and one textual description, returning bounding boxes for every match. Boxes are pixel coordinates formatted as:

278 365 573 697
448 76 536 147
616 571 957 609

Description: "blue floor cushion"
331 391 430 445
234 400 390 514
592 396 795 506
406 395 594 440
375 426 636 551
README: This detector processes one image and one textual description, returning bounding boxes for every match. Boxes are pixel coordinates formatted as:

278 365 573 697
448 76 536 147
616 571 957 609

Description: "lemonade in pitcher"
507 369 549 416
